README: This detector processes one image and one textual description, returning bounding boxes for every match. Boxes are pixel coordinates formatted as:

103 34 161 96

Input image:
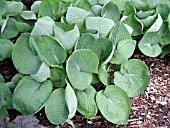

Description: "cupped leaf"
140 13 157 28
13 76 53 115
31 16 54 40
0 39 14 61
114 59 150 97
123 2 136 16
75 33 101 57
97 37 115 65
31 1 41 14
136 10 155 19
98 65 111 85
54 24 80 50
50 67 67 88
31 62 50 82
0 82 13 109
75 86 98 118
86 17 115 37
130 0 149 10
1 18 19 39
4 1 23 16
45 88 69 125
109 22 131 45
66 50 99 90
101 2 120 23
12 33 41 74
90 5 102 16
33 35 67 67
123 14 143 36
110 39 136 64
20 11 36 20
146 13 163 33
39 0 59 19
138 32 162 57
0 0 7 15
65 82 77 119
66 6 91 28
96 86 131 124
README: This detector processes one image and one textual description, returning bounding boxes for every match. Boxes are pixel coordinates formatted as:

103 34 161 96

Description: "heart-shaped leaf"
75 86 98 118
114 59 150 97
75 33 101 57
138 32 162 57
0 39 14 61
31 1 41 14
111 39 136 64
45 88 69 125
96 85 131 124
86 17 115 37
33 35 67 67
101 2 120 23
54 24 80 50
13 76 53 115
66 50 99 90
12 33 41 74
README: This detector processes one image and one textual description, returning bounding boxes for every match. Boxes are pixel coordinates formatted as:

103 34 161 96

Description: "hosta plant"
0 0 169 126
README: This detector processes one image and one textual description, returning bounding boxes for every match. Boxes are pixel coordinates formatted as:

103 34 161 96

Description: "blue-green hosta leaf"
4 1 23 16
31 1 41 14
111 39 136 64
97 38 115 65
109 22 131 45
16 22 32 33
54 24 80 50
65 82 77 119
66 6 91 28
130 0 149 10
66 50 99 90
0 82 13 109
31 62 50 82
45 88 69 125
90 5 102 16
147 0 160 8
101 2 120 23
158 22 169 37
123 14 143 36
156 4 170 20
33 35 67 67
123 2 136 16
114 59 150 97
75 33 101 57
140 13 157 28
96 86 131 124
31 16 54 40
12 33 41 74
136 10 155 19
0 0 7 15
0 74 5 82
160 31 170 46
0 107 9 119
20 11 36 20
98 65 111 85
110 0 130 11
74 0 91 11
86 17 115 37
138 32 162 57
75 86 98 118
50 67 67 88
147 13 163 33
13 76 53 115
1 18 19 39
0 39 14 61
39 0 59 19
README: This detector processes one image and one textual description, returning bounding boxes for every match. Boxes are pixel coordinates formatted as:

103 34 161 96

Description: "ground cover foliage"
0 0 170 127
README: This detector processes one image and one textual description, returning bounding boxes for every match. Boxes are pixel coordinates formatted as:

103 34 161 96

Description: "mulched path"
0 53 169 128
